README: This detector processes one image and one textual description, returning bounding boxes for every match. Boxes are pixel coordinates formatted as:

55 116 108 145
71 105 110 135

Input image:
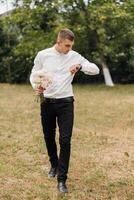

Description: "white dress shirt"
30 46 99 98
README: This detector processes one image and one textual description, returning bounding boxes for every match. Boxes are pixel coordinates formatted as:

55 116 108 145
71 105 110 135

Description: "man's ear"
57 36 64 44
57 40 60 45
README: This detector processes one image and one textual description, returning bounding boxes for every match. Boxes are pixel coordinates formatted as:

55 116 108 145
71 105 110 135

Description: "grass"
0 83 134 200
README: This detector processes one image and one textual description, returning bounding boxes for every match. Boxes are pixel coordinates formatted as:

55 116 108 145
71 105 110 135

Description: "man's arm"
30 52 43 89
79 56 100 75
70 53 100 75
30 52 46 94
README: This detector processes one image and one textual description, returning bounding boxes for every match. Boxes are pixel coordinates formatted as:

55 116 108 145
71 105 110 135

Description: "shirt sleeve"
78 53 100 75
29 52 43 89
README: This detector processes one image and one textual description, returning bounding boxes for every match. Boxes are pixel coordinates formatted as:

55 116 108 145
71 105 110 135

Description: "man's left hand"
70 64 81 75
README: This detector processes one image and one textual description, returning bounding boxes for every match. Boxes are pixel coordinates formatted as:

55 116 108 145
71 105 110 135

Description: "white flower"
32 70 53 90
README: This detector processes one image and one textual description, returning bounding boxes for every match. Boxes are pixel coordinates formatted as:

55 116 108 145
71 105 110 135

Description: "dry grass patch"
0 83 134 200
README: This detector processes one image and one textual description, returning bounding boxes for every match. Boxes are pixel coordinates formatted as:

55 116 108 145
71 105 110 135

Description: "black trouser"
40 97 74 182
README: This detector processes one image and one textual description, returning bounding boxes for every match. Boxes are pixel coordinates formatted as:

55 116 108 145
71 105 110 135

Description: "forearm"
80 61 100 75
29 52 43 89
77 53 99 75
30 73 36 89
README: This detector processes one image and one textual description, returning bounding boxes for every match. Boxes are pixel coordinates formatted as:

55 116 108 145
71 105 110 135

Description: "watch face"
79 65 82 70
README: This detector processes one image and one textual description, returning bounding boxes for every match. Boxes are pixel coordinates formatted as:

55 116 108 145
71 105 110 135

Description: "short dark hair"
58 29 75 41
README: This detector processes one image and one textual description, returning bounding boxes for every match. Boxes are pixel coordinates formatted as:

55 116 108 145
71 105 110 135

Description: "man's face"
58 39 74 54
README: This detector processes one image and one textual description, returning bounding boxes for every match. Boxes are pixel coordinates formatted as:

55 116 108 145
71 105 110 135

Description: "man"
30 29 99 193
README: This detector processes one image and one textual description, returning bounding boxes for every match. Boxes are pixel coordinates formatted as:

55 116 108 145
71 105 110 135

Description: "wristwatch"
76 65 82 71
79 65 82 70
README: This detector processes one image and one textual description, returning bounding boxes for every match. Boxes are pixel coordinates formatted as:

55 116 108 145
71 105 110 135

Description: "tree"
0 14 18 83
59 0 134 85
0 0 134 84
0 19 7 82
3 0 60 83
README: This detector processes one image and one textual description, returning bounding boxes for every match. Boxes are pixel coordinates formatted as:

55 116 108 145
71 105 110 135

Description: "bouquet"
31 70 53 102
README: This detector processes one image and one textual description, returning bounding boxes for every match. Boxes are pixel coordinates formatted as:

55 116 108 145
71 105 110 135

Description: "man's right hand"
35 86 45 95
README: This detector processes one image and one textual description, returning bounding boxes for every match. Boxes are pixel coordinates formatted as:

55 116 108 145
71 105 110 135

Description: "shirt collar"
53 45 70 56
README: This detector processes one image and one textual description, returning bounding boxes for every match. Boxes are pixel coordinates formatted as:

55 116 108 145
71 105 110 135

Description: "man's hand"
35 86 45 95
70 64 81 75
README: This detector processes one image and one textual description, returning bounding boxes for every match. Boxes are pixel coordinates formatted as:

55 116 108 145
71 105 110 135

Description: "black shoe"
57 182 68 193
48 167 57 178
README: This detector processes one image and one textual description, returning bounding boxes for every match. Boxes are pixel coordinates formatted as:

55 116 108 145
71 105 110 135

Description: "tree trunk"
102 65 114 87
94 29 114 87
99 51 114 87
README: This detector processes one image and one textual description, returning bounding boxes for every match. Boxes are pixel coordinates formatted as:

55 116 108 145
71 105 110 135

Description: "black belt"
44 96 74 103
